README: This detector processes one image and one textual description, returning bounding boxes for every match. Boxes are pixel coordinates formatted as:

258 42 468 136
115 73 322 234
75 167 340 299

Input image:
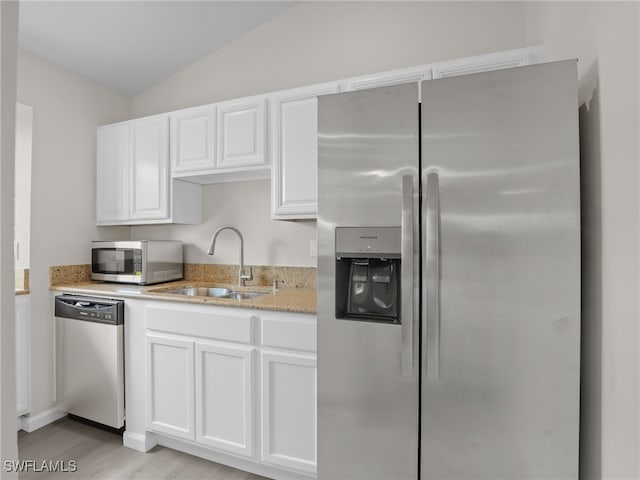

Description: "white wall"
524 2 640 478
130 1 528 267
134 180 315 265
14 103 32 271
16 50 131 417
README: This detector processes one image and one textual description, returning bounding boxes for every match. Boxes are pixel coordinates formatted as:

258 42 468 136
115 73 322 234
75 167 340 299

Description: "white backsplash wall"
130 180 317 267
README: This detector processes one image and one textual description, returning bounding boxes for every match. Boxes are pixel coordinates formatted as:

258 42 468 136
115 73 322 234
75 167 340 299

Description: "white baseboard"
155 434 316 480
20 409 67 433
123 431 157 452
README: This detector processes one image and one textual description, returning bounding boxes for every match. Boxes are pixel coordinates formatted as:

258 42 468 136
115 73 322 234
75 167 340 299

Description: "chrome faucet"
207 225 253 287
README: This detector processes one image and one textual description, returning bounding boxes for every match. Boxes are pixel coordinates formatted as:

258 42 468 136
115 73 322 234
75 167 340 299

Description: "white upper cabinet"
170 104 216 174
271 82 341 220
96 123 129 223
217 96 267 169
167 96 269 184
130 116 170 221
98 47 542 222
345 65 432 91
96 115 201 226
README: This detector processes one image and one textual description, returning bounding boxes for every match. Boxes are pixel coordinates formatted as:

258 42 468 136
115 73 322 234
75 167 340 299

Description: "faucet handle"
241 266 253 282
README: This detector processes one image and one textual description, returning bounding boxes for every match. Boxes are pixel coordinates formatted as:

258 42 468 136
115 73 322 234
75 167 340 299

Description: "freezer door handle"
401 175 415 377
423 171 440 379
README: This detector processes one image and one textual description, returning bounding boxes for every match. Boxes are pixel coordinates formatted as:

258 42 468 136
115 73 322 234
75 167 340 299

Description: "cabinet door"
96 124 129 223
195 341 254 457
146 333 195 440
271 83 340 220
217 97 267 169
170 105 216 174
261 350 317 473
130 116 170 221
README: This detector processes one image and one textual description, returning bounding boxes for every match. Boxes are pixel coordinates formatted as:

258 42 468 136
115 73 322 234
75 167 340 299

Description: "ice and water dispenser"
335 227 401 323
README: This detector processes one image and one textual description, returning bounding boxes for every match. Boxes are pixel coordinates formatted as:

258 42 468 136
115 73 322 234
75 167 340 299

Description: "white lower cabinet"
16 295 30 418
195 341 254 457
143 306 317 478
146 333 195 440
260 350 317 473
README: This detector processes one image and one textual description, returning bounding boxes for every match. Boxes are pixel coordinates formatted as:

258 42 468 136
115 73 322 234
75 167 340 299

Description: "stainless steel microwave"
91 240 183 285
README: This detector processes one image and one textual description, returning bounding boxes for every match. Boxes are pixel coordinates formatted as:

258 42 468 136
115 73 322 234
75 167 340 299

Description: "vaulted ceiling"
19 1 295 95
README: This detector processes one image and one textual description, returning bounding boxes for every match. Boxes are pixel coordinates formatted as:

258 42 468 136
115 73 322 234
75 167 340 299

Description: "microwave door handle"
423 171 441 380
401 175 415 377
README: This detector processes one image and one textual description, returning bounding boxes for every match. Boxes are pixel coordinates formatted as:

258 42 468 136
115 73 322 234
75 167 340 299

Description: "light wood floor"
18 418 269 480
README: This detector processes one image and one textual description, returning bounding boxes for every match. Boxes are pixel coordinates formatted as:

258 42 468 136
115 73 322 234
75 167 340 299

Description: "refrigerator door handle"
424 171 440 379
401 174 414 377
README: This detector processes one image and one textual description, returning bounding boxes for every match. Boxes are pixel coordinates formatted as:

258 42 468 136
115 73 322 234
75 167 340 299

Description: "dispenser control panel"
335 227 401 259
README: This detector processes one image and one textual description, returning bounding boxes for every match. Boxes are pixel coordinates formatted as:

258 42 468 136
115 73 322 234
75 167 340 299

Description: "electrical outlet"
309 239 317 257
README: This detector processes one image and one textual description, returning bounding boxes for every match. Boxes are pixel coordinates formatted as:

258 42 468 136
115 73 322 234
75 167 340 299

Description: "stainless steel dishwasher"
55 295 125 430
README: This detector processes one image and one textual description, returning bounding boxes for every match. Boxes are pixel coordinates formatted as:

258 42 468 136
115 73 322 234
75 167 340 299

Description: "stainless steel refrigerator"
317 60 580 479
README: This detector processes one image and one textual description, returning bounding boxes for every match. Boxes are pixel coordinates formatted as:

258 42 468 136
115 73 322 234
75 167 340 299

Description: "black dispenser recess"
335 227 401 323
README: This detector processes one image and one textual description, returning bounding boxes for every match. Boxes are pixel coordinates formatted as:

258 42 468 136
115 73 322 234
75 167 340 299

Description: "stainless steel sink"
162 286 266 300
163 287 232 297
224 291 265 300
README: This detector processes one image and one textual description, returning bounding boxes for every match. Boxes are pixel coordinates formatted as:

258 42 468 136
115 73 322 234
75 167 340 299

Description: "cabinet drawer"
146 305 253 343
261 314 316 353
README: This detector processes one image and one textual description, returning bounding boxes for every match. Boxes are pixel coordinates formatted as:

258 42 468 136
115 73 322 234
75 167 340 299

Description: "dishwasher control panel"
55 295 124 325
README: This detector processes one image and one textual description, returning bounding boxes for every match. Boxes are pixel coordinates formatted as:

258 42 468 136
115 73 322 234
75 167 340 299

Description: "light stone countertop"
50 280 317 314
